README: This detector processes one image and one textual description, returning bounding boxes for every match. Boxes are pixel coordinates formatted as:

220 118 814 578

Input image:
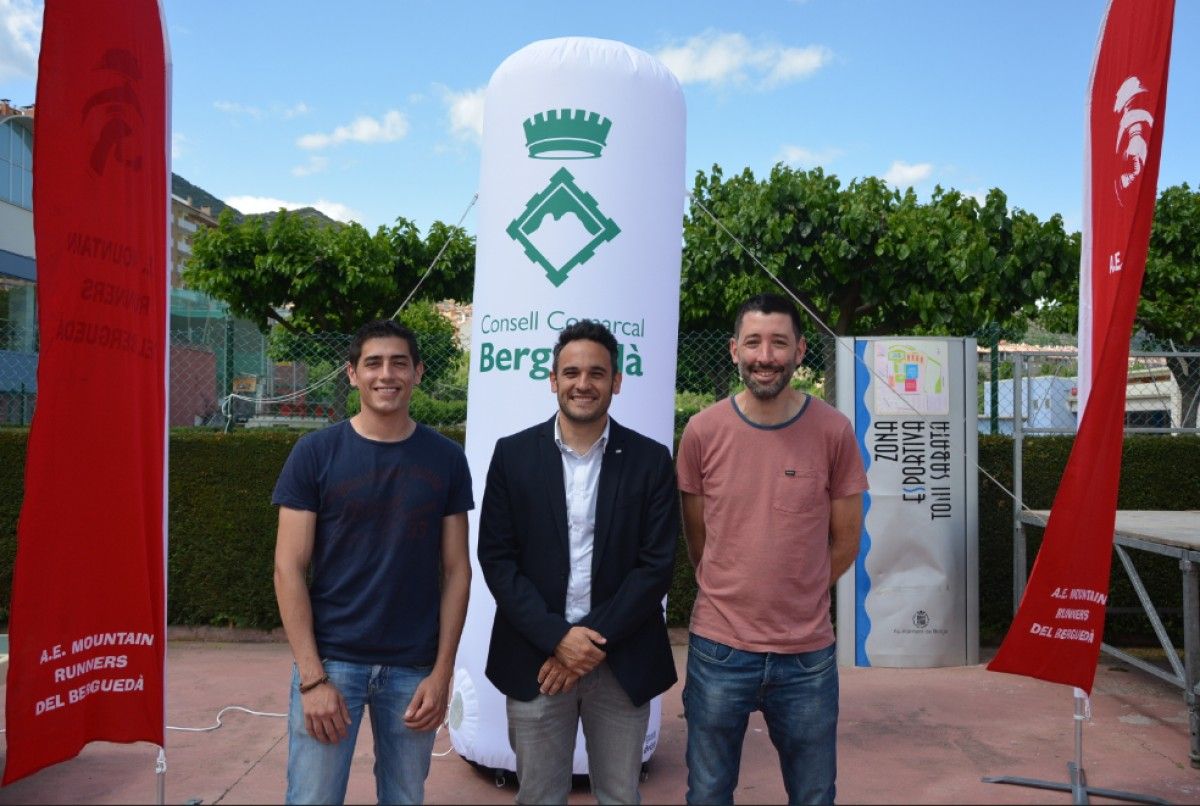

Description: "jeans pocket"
689 633 735 664
793 644 837 674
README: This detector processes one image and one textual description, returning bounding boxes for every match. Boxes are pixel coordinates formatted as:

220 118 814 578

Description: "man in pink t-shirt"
677 293 867 805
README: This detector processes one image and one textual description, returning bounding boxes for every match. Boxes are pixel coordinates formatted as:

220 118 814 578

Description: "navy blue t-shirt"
272 420 473 666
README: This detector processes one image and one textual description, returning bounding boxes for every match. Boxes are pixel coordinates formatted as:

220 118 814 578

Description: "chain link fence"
978 348 1200 435
0 323 36 426
3 314 1198 435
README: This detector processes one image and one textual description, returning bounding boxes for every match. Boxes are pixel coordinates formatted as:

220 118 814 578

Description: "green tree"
682 164 1078 336
1037 183 1200 426
183 209 474 417
387 218 476 306
680 164 1078 398
184 210 475 334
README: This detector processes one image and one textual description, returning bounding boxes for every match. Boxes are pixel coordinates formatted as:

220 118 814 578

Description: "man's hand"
404 668 452 732
537 657 580 695
554 625 607 676
302 681 351 744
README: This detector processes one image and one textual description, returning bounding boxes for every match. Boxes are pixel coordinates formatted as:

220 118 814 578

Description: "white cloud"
765 46 831 87
291 155 329 177
0 0 41 83
776 144 841 168
213 99 263 119
297 110 409 150
307 199 361 223
280 101 310 119
655 31 831 90
172 131 187 161
883 160 934 188
226 195 362 224
964 187 989 206
443 87 485 143
214 100 309 121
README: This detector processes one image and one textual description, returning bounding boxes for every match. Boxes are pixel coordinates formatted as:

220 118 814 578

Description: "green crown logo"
523 109 611 159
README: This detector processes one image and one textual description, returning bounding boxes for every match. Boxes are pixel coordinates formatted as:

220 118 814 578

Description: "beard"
740 360 796 400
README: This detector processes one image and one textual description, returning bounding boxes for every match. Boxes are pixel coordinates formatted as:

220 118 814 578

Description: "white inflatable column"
450 37 685 774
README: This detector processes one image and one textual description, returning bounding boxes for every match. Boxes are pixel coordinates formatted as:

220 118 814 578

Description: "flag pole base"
155 746 166 806
982 767 1168 805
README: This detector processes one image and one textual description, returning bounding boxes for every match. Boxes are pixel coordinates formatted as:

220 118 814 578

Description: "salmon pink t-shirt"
677 394 868 653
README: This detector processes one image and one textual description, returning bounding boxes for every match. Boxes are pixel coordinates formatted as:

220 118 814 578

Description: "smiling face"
550 338 622 426
346 336 424 418
730 311 806 400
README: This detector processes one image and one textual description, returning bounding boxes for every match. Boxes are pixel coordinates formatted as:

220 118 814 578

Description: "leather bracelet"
298 673 329 694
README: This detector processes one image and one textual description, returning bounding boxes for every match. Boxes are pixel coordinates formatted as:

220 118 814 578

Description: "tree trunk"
332 371 352 422
1166 355 1200 429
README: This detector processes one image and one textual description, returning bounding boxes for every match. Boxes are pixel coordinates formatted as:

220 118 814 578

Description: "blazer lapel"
536 416 570 555
592 419 626 576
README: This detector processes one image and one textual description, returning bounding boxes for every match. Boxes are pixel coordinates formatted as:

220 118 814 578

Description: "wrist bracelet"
298 673 330 694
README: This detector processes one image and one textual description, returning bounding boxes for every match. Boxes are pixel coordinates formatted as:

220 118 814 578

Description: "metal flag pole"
982 687 1166 804
156 746 166 805
981 377 1167 805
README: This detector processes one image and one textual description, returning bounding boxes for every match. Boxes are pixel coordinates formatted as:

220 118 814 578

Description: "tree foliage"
182 210 474 335
1139 184 1200 347
1036 183 1200 344
681 164 1079 337
1034 183 1200 427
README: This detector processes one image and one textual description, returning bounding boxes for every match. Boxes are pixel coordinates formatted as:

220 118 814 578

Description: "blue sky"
0 0 1196 236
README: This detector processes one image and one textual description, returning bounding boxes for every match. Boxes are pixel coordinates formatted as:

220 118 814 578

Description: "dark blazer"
478 415 679 706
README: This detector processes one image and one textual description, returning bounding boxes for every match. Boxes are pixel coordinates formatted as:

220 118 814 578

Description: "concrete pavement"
0 634 1196 804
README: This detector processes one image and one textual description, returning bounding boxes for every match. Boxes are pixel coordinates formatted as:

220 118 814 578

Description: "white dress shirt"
554 415 610 624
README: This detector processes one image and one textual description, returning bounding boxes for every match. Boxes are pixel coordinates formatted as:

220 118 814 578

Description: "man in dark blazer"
478 320 679 805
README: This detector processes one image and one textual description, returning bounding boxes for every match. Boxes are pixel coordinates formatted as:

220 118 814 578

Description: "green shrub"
398 300 461 388
409 388 467 426
664 433 1200 645
1 429 1198 643
0 430 27 623
674 390 715 432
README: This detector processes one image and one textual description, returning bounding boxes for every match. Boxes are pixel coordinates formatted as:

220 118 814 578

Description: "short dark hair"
552 320 620 374
348 319 421 367
733 293 806 340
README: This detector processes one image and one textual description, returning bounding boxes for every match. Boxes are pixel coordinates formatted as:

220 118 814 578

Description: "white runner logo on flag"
1113 75 1153 204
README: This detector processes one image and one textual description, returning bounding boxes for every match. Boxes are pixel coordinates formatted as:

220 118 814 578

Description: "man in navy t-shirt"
272 319 473 805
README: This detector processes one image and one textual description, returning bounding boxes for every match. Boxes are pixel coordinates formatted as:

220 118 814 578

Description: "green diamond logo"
507 166 621 287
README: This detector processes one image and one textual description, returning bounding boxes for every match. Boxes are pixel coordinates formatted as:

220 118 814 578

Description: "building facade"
0 100 37 423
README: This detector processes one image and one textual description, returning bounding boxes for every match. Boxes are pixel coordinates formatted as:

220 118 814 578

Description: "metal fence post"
990 341 1000 435
1012 352 1025 613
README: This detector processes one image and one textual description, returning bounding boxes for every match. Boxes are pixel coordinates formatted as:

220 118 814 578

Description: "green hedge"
0 431 25 624
974 435 1200 644
2 429 1198 644
668 434 1200 644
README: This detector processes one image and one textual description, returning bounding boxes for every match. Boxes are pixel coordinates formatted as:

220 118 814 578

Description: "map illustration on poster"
873 341 950 416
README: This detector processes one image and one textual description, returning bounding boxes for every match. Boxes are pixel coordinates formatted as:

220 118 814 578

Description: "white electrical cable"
166 705 286 733
164 706 458 761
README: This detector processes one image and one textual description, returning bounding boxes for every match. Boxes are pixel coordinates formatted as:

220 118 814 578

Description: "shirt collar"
554 414 610 458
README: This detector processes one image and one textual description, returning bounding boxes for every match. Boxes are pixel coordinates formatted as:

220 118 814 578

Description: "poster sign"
837 338 978 668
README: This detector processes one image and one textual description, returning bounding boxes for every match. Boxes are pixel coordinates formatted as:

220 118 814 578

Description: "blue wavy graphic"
854 340 874 666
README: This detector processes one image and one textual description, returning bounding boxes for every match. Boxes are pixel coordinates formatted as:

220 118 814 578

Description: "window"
0 118 33 210
0 278 36 352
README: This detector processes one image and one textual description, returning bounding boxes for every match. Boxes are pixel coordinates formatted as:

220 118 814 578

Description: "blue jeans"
683 634 838 805
285 660 437 805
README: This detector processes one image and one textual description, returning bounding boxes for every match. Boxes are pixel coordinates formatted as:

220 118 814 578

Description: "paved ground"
0 634 1196 804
